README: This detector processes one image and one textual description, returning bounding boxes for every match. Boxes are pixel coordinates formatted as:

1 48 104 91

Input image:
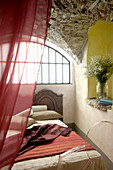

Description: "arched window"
37 45 71 84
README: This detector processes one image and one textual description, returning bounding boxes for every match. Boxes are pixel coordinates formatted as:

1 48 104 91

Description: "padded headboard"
33 89 63 115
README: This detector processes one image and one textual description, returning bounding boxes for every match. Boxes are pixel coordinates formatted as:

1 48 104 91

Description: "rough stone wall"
47 0 113 63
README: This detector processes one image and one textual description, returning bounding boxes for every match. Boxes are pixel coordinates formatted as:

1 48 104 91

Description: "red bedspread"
15 125 94 162
17 124 72 156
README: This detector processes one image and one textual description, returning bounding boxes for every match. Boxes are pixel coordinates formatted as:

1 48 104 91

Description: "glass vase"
96 82 108 100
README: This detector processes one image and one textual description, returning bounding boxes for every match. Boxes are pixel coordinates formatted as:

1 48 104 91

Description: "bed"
12 89 106 170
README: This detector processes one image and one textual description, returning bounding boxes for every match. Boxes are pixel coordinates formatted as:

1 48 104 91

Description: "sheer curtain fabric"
0 0 51 169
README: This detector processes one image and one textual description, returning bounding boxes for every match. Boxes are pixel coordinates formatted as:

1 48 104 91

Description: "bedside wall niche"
87 98 112 112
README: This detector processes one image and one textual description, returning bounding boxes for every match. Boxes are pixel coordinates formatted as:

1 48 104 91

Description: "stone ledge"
87 98 112 112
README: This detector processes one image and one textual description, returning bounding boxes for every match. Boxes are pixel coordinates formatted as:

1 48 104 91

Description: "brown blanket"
15 125 94 162
18 124 72 156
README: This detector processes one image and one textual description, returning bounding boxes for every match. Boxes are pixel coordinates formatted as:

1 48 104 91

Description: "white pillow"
32 105 47 112
31 110 63 120
29 109 33 116
27 117 35 127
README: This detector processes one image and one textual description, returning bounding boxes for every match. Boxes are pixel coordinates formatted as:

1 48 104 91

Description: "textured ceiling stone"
47 0 113 63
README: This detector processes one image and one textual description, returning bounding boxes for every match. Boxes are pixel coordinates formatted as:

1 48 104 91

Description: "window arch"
37 44 71 84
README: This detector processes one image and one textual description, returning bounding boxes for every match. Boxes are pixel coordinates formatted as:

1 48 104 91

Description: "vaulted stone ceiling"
47 0 113 63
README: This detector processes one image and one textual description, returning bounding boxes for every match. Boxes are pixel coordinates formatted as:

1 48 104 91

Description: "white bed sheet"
32 119 68 127
12 119 106 170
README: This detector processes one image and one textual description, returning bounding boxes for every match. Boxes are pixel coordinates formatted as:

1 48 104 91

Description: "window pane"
50 64 55 83
56 53 62 63
63 64 69 83
63 57 69 64
18 42 26 62
49 48 55 63
42 64 48 83
26 63 35 83
37 44 43 63
34 63 40 82
56 64 62 83
37 45 71 85
37 66 41 84
27 43 35 62
42 46 48 63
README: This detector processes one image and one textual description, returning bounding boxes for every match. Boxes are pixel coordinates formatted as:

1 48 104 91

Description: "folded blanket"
98 99 113 105
17 124 72 156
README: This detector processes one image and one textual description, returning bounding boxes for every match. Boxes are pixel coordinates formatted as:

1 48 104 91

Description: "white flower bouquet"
85 56 113 84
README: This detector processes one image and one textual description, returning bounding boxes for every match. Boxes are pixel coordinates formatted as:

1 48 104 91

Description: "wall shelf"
87 98 112 112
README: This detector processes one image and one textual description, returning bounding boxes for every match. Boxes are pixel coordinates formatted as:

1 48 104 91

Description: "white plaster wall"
75 64 113 133
35 63 76 124
74 65 113 160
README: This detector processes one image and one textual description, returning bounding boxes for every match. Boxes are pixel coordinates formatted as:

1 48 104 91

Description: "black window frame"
37 45 71 85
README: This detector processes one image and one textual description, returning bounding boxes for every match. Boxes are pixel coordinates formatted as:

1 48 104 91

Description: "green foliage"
85 56 113 84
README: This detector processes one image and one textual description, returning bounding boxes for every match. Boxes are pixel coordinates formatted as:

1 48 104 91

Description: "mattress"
12 119 106 170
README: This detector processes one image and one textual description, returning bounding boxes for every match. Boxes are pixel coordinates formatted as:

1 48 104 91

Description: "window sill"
87 98 112 112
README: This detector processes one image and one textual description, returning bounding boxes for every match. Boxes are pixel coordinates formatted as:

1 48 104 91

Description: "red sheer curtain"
0 0 52 169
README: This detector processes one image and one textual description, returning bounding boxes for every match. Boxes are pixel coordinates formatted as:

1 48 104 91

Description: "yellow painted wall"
87 20 113 99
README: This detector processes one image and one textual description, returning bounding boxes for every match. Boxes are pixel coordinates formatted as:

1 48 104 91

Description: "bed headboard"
33 89 63 115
